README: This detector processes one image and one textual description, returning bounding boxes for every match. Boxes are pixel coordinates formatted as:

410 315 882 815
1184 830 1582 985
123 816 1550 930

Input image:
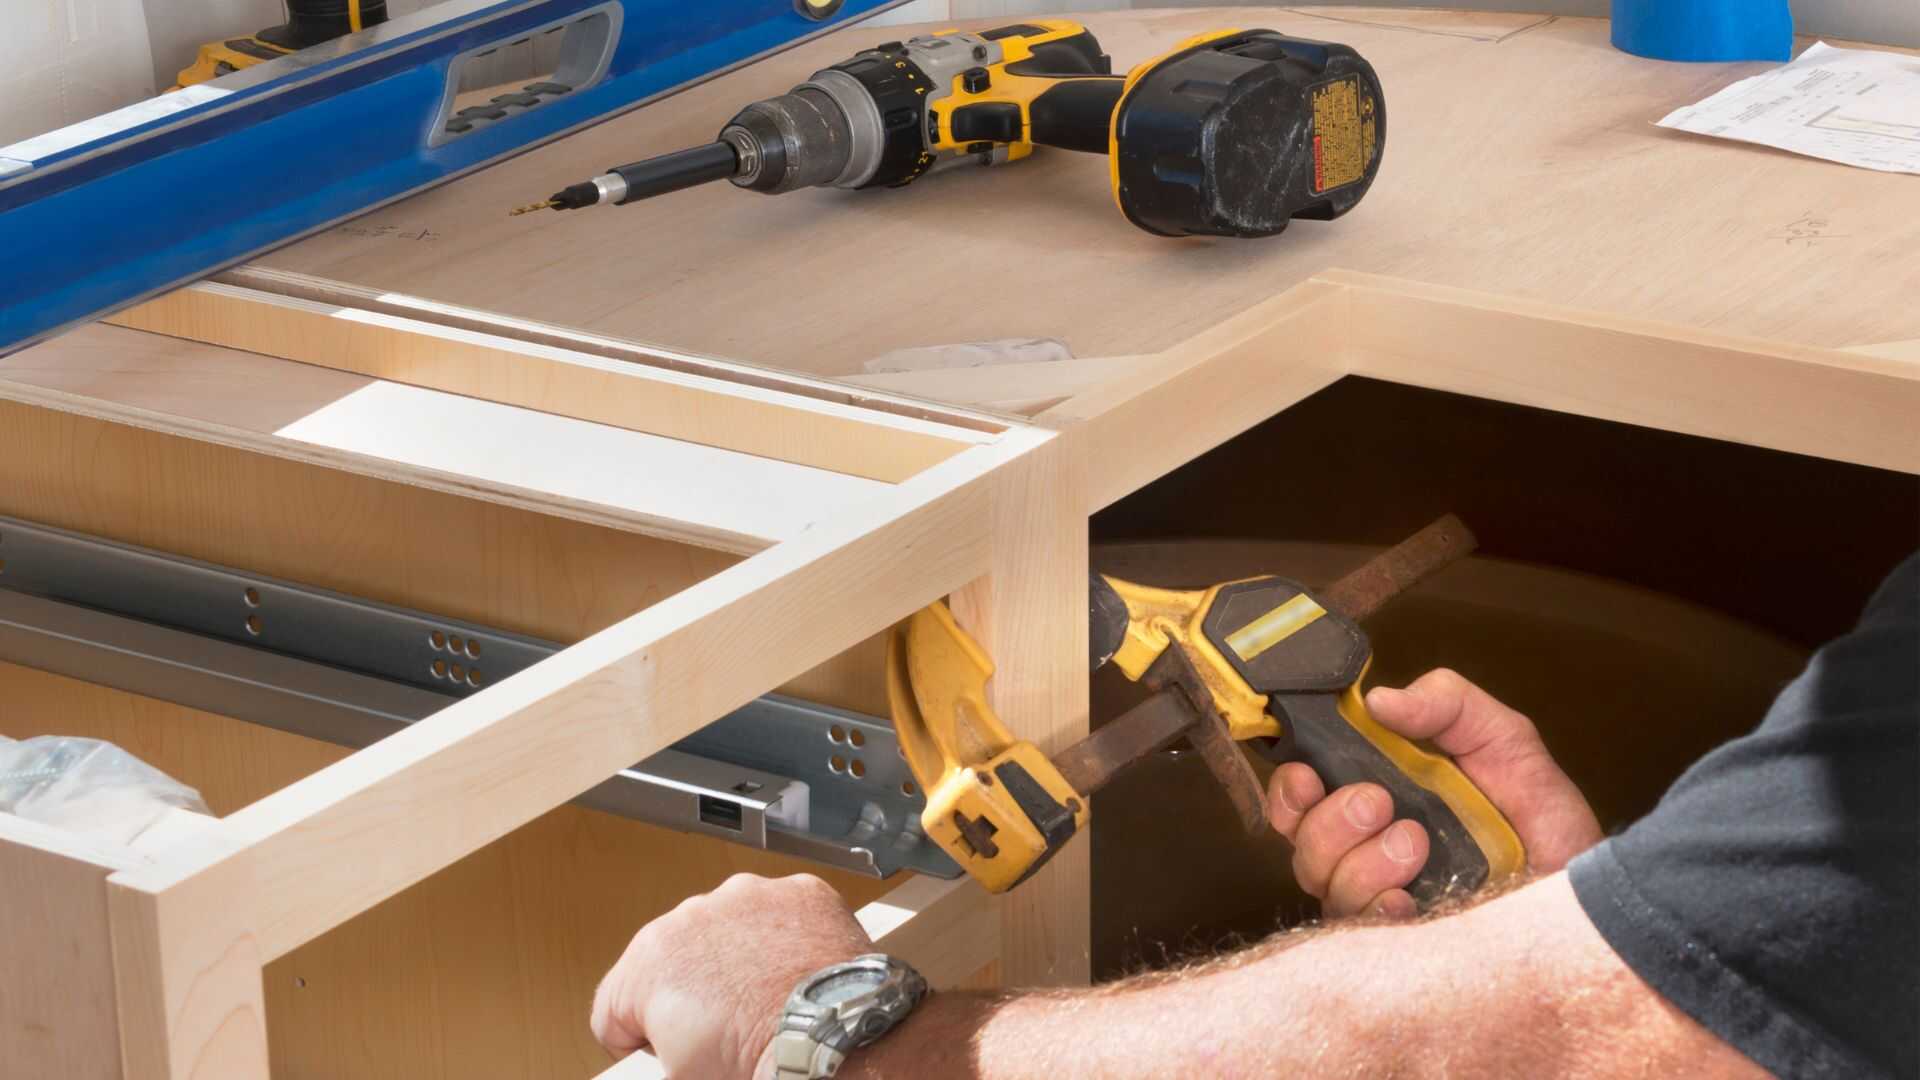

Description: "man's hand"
590 872 873 1078
1266 668 1603 918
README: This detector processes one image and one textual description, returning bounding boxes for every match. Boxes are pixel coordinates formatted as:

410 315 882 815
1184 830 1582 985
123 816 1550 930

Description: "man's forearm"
843 875 1765 1080
847 921 1425 1078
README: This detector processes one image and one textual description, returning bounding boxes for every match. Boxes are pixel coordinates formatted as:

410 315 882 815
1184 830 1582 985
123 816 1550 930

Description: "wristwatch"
767 953 928 1079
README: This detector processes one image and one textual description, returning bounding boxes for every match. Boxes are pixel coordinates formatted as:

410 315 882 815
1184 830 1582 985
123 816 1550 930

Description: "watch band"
768 954 927 1079
771 1015 845 1080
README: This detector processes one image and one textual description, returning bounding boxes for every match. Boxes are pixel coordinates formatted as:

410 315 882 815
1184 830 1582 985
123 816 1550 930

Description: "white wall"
142 0 279 90
0 0 156 147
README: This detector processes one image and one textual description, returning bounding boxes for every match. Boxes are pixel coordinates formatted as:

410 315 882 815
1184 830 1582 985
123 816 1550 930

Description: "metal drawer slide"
0 514 956 879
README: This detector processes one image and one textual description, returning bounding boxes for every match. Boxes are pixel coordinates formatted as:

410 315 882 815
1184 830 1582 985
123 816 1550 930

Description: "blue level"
0 0 905 356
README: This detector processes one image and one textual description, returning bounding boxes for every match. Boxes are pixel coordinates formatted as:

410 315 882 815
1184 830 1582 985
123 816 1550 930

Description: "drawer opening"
0 512 952 881
0 392 969 1076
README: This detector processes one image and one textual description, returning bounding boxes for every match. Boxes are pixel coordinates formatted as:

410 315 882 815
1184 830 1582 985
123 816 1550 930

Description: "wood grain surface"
0 324 894 554
250 10 1920 373
0 398 907 1077
0 664 899 1079
0 812 132 1080
108 282 989 483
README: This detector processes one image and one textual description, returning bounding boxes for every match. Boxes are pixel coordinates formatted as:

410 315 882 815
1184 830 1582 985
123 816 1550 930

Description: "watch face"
806 968 884 1007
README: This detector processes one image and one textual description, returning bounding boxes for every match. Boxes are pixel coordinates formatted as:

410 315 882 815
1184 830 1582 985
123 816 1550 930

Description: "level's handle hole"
431 4 621 146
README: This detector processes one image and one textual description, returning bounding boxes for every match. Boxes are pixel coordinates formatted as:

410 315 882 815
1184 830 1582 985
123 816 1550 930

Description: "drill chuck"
543 77 869 211
534 39 930 214
721 83 860 194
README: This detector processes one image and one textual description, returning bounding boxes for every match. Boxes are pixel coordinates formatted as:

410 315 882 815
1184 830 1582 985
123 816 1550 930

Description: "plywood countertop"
246 8 1920 377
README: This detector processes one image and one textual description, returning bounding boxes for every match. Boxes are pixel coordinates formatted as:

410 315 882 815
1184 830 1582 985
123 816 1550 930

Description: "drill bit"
506 179 611 217
514 142 743 218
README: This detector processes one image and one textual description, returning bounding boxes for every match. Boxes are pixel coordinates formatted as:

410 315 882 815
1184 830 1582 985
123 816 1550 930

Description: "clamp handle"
1203 572 1526 905
1263 677 1526 904
1099 523 1528 908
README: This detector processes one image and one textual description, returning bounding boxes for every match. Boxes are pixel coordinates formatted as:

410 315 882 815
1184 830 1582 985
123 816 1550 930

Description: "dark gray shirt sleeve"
1569 554 1919 1080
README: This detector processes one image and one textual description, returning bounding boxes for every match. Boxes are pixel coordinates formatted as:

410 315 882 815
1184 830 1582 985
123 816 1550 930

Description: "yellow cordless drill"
517 19 1386 238
176 0 388 88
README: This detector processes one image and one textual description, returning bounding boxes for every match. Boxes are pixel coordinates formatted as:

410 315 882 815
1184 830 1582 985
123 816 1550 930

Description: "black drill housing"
1113 31 1386 238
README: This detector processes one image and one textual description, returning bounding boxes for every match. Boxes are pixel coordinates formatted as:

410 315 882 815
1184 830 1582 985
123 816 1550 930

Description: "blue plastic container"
1611 0 1794 62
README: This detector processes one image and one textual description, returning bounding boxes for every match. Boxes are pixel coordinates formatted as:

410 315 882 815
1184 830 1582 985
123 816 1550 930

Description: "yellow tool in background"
176 0 387 88
888 516 1526 902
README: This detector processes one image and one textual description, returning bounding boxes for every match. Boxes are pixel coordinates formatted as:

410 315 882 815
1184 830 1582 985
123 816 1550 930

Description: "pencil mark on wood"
1773 213 1849 247
1278 9 1557 45
1494 16 1559 45
335 223 440 242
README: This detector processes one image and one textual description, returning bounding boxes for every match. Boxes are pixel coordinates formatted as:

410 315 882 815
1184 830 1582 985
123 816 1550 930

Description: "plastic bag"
0 735 209 847
862 337 1072 374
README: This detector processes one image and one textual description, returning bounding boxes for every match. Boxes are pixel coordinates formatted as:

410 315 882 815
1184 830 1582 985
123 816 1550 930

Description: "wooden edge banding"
0 815 136 1079
1038 271 1920 517
1314 268 1920 376
218 267 1012 435
110 283 985 485
1843 337 1920 365
0 811 140 873
108 875 270 1079
1040 280 1353 512
222 266 1014 436
947 434 1092 988
595 875 999 1080
1324 270 1920 474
